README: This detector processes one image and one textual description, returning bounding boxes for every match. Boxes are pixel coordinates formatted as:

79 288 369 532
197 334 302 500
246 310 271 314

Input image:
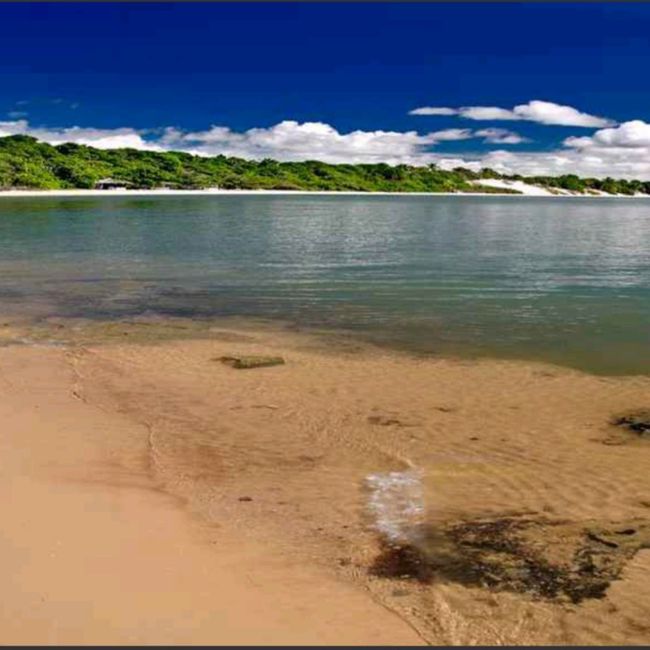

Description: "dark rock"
217 355 285 369
238 496 253 502
367 414 417 427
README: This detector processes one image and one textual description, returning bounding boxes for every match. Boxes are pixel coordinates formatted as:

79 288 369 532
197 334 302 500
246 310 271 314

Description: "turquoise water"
0 194 648 374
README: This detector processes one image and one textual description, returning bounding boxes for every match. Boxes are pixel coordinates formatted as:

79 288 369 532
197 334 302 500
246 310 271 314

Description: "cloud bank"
409 100 615 128
0 119 156 150
446 119 650 178
3 112 650 180
163 121 455 164
161 122 524 163
0 118 524 165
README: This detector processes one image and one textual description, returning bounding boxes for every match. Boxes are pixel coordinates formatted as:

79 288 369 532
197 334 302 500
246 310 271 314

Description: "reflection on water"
0 194 648 374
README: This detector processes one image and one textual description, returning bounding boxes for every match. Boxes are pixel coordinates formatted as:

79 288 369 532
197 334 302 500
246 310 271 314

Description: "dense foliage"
1 135 649 195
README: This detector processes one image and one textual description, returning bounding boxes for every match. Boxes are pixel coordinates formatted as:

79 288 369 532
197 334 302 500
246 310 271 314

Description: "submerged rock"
217 355 285 369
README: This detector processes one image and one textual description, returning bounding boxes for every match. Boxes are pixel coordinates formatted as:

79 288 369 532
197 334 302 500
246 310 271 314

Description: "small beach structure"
94 178 132 190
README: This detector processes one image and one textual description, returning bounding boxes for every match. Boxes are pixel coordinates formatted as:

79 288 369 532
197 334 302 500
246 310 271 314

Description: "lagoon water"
0 194 648 374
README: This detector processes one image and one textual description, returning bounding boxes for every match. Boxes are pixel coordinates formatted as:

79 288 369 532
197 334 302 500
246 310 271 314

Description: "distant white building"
94 178 132 190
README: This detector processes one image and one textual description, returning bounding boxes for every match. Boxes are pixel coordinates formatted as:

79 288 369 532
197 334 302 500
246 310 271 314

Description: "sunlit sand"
1 317 648 644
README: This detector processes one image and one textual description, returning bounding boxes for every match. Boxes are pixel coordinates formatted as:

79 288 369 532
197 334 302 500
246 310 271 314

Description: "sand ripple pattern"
63 322 650 645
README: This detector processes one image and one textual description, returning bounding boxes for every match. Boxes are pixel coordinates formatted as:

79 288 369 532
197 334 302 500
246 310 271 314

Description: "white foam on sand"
365 469 425 543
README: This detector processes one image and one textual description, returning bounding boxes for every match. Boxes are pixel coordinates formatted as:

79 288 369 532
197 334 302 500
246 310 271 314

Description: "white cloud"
475 128 529 144
408 107 457 116
0 118 469 165
409 105 520 120
565 120 650 149
0 120 29 136
511 100 613 128
460 106 521 121
561 135 594 149
441 146 650 180
161 120 477 165
0 119 158 150
33 126 157 150
427 128 473 141
410 99 614 128
504 119 650 178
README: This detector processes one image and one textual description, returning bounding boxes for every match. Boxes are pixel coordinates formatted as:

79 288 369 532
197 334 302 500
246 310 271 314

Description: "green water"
0 194 648 375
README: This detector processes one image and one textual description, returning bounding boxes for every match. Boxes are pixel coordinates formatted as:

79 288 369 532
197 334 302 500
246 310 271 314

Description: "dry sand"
1 318 649 645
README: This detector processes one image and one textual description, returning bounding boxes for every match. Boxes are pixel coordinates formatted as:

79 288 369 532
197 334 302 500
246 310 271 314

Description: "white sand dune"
472 178 556 196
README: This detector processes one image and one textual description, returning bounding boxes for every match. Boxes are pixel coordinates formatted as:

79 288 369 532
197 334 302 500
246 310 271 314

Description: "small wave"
365 469 424 543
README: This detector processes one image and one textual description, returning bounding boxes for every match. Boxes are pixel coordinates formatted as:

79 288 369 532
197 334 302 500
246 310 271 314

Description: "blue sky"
2 3 650 178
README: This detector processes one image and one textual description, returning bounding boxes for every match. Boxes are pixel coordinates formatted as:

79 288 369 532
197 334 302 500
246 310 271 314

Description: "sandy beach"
0 323 423 645
2 1 650 645
1 317 649 645
1 188 529 198
1 186 649 198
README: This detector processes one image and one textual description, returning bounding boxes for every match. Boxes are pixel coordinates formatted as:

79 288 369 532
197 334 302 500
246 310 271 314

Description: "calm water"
0 194 648 374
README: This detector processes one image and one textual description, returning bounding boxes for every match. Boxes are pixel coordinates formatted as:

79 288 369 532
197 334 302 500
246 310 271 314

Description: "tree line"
1 135 648 196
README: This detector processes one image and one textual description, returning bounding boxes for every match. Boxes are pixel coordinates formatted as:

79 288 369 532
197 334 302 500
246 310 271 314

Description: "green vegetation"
1 135 649 195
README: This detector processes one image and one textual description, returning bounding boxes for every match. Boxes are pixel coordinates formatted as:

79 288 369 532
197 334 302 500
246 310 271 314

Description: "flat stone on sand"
217 355 285 369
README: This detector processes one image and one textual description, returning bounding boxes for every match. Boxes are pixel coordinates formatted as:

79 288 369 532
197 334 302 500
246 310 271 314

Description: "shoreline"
3 313 647 378
2 318 650 644
1 187 650 198
0 341 423 645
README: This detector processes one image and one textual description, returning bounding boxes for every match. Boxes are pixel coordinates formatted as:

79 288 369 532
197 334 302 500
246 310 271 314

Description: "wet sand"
1 318 649 644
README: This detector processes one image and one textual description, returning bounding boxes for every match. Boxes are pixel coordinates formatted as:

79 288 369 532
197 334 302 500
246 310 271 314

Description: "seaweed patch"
612 409 650 436
369 516 650 604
